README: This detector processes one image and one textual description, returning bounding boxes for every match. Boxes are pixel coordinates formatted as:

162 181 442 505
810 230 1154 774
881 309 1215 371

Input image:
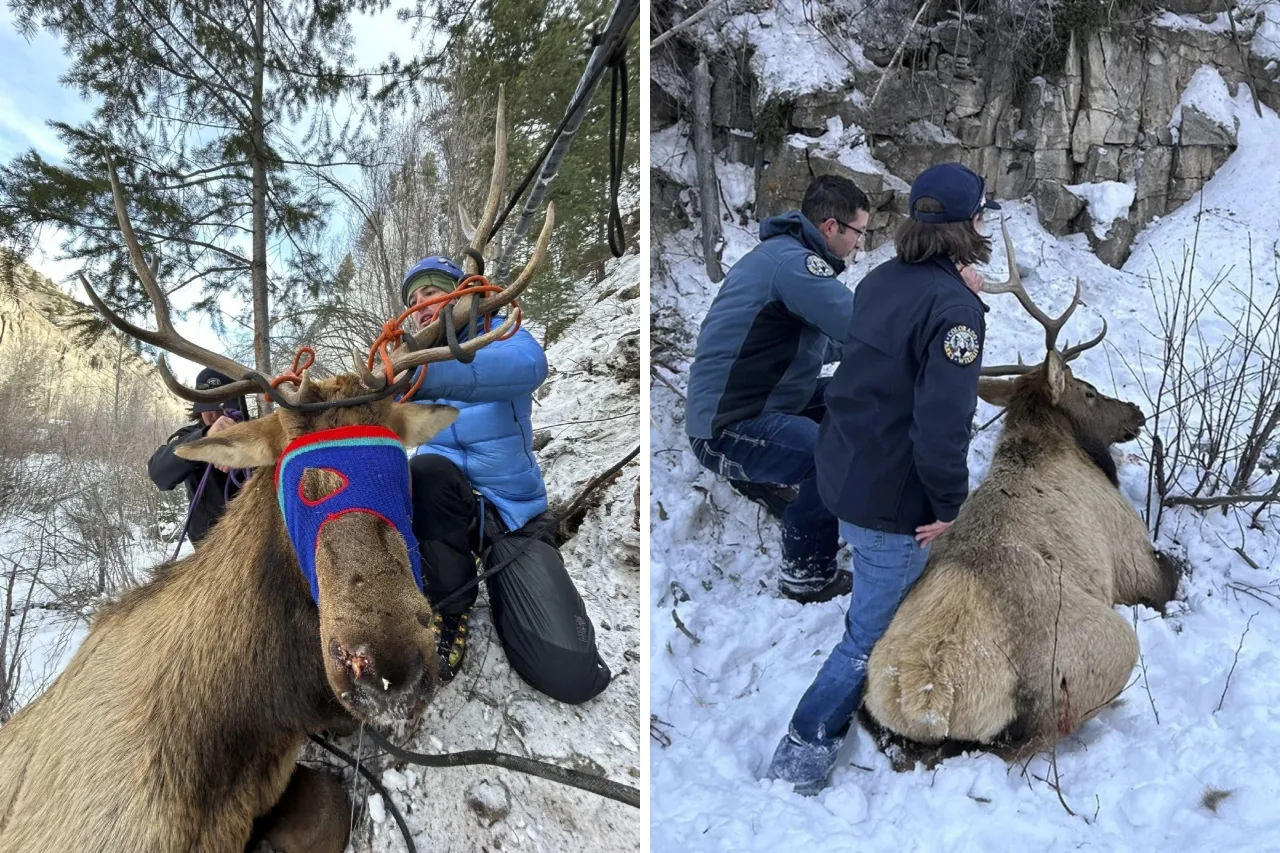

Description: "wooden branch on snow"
650 0 733 52
1215 613 1255 714
1164 488 1280 510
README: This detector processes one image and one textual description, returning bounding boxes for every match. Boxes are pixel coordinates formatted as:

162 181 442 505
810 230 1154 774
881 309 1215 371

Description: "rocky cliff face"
0 261 185 429
653 0 1274 267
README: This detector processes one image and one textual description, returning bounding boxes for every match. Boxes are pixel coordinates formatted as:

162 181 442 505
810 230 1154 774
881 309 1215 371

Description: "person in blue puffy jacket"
400 255 611 705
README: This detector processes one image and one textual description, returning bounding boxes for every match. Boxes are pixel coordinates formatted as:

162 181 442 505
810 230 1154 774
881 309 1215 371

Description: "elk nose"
376 652 426 695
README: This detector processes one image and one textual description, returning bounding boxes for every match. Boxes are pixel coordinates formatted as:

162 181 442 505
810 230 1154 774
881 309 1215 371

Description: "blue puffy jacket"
684 210 854 439
409 320 549 532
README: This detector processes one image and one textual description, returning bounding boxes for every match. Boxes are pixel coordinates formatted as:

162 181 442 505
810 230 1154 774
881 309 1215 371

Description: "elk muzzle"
314 512 440 724
1113 401 1146 443
274 424 441 724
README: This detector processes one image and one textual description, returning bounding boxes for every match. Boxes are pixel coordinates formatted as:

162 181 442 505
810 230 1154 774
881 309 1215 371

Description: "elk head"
977 221 1146 454
81 89 554 724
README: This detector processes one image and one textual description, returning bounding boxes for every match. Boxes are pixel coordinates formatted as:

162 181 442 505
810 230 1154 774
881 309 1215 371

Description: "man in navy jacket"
400 256 610 704
685 175 870 603
766 162 995 795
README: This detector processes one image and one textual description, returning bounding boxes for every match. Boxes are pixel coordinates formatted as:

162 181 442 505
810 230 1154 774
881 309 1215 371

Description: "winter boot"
778 569 852 604
728 479 797 520
431 606 472 683
764 726 843 796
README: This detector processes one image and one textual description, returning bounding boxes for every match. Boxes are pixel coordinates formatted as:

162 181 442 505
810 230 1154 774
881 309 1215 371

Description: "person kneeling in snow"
398 255 611 704
684 175 870 604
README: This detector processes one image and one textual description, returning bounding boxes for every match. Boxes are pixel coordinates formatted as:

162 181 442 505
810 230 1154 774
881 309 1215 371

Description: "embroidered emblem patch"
805 254 835 277
943 325 980 365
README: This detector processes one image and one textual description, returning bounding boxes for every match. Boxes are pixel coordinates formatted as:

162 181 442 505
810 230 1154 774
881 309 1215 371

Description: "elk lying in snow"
861 223 1179 765
0 93 554 851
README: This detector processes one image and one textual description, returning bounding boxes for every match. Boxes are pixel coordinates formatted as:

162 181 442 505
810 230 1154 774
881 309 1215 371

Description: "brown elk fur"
0 375 456 851
862 353 1179 761
254 766 351 853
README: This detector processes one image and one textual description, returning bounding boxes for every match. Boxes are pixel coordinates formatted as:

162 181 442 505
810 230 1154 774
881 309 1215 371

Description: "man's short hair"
801 175 870 229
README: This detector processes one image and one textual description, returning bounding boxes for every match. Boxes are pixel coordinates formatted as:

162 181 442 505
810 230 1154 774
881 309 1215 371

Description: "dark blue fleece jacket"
685 211 854 439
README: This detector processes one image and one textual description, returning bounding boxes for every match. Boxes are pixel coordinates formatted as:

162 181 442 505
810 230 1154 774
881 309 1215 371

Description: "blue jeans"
788 521 932 744
688 381 839 591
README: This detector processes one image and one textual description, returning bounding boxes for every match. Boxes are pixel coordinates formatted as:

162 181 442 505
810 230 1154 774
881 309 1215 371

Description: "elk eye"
1084 390 1096 400
300 467 349 506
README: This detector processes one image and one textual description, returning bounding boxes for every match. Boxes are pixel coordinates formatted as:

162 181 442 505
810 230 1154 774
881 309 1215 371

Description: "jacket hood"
759 210 846 274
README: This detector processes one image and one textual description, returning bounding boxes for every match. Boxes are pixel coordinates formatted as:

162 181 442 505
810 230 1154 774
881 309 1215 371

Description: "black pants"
408 454 612 705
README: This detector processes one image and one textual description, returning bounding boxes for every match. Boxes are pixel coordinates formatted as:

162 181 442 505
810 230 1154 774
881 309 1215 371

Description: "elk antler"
462 85 508 278
82 153 318 407
979 218 1107 376
357 87 556 387
78 152 280 404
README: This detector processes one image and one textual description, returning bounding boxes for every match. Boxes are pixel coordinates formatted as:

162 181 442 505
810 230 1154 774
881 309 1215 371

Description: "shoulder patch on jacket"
942 324 980 365
805 254 835 277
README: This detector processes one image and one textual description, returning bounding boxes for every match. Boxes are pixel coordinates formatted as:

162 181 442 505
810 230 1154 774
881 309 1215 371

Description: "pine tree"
0 0 398 373
399 0 640 318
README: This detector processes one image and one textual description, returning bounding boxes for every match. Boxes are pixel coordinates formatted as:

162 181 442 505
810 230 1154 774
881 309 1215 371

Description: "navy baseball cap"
908 162 1001 223
192 367 234 414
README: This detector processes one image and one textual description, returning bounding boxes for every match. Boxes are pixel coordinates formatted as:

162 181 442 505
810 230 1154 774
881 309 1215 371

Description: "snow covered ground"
649 78 1280 853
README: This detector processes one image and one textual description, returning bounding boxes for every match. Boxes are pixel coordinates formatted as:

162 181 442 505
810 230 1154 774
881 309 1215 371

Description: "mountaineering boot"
778 569 852 604
431 606 472 683
764 726 842 796
728 479 797 520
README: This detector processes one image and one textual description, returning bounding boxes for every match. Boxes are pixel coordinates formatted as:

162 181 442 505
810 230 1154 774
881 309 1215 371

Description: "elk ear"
1044 351 1067 405
387 403 460 446
175 415 286 468
976 377 1016 408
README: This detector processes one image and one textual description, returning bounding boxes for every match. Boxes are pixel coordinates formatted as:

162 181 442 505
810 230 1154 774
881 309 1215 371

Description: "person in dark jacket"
685 175 870 603
147 367 246 547
765 162 996 795
400 255 611 704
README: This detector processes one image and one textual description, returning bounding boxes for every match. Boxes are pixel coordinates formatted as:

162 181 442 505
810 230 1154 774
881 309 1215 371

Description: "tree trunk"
250 0 271 378
693 54 724 283
112 333 123 436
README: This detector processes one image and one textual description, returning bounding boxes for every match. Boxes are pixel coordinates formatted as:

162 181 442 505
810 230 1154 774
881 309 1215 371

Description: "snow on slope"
649 86 1280 853
697 0 873 101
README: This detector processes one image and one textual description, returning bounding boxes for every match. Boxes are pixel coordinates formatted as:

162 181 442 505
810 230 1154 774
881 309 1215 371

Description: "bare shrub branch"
1215 613 1256 714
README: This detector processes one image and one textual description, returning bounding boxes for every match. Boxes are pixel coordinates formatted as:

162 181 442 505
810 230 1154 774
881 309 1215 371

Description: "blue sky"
0 6 421 381
0 9 90 164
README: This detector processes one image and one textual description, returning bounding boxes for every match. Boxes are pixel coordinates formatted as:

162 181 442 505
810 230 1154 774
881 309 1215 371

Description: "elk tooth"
382 678 391 691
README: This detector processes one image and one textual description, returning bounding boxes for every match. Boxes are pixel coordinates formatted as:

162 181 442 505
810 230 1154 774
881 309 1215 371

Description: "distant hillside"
0 259 186 431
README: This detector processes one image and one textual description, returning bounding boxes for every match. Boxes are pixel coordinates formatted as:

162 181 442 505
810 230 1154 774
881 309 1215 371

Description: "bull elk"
0 91 554 851
860 222 1179 765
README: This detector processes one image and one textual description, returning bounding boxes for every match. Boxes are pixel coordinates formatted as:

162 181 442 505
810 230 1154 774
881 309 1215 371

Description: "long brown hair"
895 197 992 266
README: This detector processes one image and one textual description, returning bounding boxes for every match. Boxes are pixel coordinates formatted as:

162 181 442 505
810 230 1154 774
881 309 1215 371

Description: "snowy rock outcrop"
652 0 1280 267
0 259 185 427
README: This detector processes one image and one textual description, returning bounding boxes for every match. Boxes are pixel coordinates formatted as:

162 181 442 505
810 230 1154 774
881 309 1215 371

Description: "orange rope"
365 275 522 402
262 277 522 405
261 346 316 403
